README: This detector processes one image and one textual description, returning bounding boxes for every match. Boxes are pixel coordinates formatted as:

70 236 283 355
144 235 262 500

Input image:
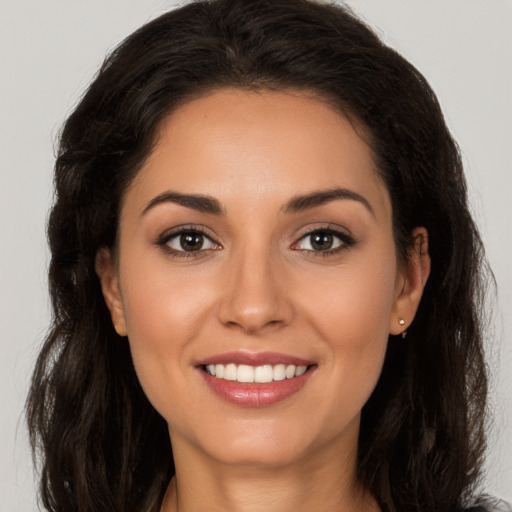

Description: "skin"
97 88 430 512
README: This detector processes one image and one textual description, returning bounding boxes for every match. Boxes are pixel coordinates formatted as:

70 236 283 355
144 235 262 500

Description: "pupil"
180 233 203 251
311 232 333 250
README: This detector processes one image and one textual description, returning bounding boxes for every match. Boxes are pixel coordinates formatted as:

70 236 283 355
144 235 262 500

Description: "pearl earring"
399 319 407 339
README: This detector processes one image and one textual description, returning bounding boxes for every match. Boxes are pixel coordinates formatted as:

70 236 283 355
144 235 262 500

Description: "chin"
180 410 360 470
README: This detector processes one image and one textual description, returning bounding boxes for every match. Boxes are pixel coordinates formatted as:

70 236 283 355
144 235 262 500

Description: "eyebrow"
141 187 374 218
283 188 375 217
141 191 225 216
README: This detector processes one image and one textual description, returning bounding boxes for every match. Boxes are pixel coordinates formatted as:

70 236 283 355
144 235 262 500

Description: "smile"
205 363 308 383
198 353 316 407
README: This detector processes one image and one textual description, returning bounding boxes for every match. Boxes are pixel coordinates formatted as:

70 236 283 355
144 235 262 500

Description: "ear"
95 248 127 337
389 227 430 336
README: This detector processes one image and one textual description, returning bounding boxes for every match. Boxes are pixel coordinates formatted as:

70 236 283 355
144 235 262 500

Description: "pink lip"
196 351 314 367
197 352 316 407
200 370 314 407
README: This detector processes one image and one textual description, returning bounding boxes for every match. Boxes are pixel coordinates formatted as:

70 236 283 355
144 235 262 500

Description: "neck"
160 434 379 512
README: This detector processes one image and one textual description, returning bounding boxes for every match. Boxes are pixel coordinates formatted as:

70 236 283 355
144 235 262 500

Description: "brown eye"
310 232 334 251
180 232 204 251
293 228 354 253
162 230 219 253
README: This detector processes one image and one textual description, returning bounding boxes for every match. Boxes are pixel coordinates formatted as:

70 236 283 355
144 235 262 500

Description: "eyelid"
154 223 355 258
156 224 222 254
291 225 356 253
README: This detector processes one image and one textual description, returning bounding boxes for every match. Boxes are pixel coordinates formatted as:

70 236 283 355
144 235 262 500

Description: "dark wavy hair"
27 0 491 510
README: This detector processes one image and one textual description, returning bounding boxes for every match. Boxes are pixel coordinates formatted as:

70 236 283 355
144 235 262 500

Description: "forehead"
125 88 390 218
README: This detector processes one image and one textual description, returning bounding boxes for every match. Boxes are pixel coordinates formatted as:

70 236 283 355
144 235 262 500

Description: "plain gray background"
1 0 510 509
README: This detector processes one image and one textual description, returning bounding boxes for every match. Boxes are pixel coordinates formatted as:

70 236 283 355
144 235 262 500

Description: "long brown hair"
27 1 490 510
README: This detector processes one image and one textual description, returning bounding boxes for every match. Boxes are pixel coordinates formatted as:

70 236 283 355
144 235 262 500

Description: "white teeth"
254 365 274 383
295 365 307 376
273 364 286 381
237 364 255 383
224 363 237 381
205 363 309 382
215 364 224 378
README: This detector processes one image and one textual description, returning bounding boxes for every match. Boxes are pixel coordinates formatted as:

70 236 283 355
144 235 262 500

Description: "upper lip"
196 351 315 367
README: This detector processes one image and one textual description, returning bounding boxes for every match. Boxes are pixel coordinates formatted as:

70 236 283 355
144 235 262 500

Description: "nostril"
217 268 293 332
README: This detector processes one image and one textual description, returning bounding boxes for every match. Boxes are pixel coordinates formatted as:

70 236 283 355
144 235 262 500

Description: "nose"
218 246 293 334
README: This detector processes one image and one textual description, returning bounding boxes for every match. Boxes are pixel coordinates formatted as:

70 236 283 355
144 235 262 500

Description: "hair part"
27 1 490 510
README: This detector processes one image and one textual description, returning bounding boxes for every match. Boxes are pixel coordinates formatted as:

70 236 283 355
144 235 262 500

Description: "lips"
197 351 314 367
196 351 316 407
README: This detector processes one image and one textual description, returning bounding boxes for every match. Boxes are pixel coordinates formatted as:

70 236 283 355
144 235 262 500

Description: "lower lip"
200 367 314 407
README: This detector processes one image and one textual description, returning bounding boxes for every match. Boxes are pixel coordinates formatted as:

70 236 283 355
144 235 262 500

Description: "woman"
26 0 505 510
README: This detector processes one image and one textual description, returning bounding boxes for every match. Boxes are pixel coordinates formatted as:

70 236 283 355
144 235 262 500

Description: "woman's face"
98 88 427 470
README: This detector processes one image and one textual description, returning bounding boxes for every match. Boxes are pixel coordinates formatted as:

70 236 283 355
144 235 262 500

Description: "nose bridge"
219 240 291 333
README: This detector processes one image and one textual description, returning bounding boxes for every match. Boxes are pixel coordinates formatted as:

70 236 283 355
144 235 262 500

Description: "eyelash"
292 226 356 256
156 225 221 258
156 225 356 258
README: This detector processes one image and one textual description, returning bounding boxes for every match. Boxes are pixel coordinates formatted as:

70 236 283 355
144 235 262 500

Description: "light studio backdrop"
1 0 510 509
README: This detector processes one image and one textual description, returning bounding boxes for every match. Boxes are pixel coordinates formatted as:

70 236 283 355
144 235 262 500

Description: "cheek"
294 246 398 408
120 249 217 341
298 246 398 345
117 258 217 416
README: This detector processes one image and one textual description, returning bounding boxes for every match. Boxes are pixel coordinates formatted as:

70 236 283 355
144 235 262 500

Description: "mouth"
203 363 309 383
196 352 316 407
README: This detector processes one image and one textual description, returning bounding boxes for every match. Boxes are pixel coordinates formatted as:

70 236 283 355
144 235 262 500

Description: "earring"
399 319 407 339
